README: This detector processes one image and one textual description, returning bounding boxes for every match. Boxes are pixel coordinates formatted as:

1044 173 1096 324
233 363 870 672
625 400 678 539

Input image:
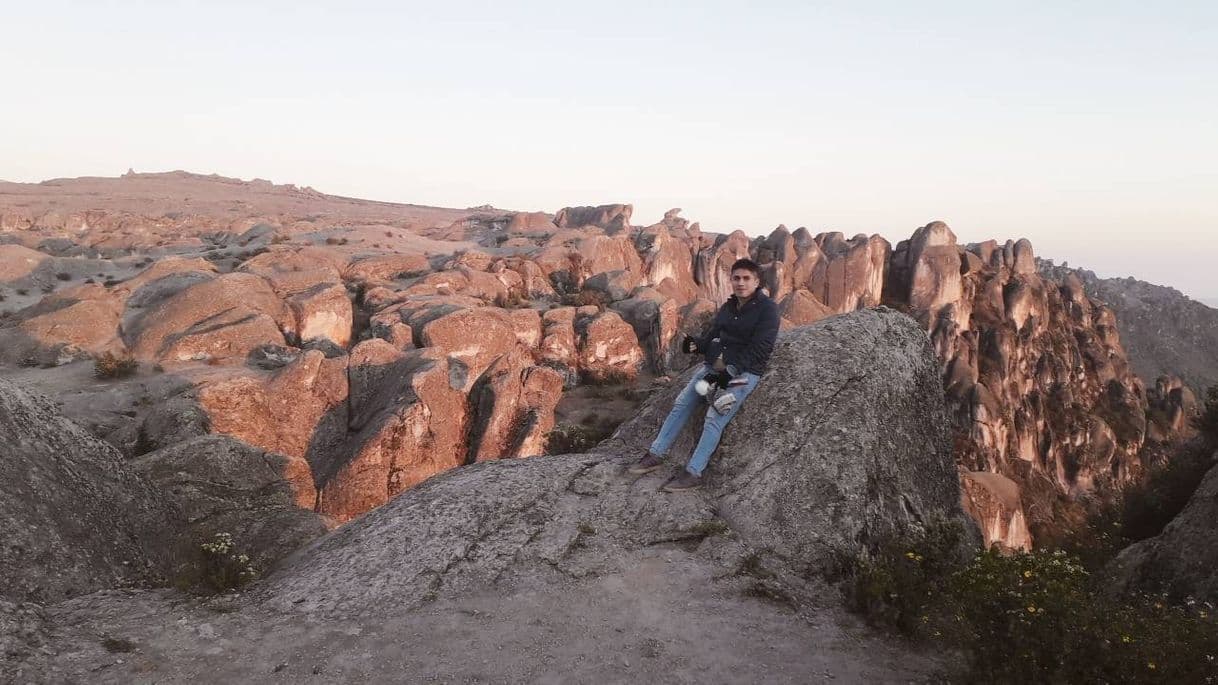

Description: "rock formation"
0 377 185 604
1107 456 1218 602
0 173 1201 549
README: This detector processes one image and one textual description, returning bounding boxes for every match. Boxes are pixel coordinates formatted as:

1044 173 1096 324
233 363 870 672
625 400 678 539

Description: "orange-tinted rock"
506 211 557 234
779 289 834 326
540 307 578 386
636 225 698 304
611 291 680 373
466 348 565 462
196 350 349 509
420 307 524 390
809 233 889 312
124 272 294 364
576 310 643 383
317 345 467 522
960 471 1032 551
344 253 430 284
694 230 752 303
0 284 126 364
288 282 353 347
583 269 639 302
554 204 632 232
0 244 49 283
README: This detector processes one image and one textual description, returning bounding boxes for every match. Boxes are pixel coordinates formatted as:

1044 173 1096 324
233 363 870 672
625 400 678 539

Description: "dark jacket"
697 290 780 375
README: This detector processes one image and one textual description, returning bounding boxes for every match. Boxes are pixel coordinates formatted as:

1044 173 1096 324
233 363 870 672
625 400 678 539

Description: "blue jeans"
648 364 762 476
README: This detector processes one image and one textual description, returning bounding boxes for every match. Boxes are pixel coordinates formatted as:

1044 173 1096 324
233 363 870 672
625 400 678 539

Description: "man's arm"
737 301 779 373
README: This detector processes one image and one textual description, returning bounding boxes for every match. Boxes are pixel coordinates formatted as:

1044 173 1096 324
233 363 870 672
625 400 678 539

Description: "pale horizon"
3 1 1215 299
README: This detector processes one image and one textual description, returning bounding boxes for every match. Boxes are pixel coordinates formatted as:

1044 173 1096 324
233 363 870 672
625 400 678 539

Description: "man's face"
731 268 760 299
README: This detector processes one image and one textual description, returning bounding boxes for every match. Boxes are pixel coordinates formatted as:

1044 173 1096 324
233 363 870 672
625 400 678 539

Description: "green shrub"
850 536 1218 683
93 351 139 379
947 550 1217 683
848 520 968 637
199 532 257 593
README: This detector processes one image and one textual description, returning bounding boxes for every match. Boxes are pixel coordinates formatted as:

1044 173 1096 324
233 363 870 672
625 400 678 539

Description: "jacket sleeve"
738 300 779 373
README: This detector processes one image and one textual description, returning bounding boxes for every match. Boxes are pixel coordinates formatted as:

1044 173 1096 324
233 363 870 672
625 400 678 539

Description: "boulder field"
3 309 975 683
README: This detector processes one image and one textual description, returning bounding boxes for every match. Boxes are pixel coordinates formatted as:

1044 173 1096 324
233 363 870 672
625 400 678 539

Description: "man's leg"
647 365 710 457
682 372 762 477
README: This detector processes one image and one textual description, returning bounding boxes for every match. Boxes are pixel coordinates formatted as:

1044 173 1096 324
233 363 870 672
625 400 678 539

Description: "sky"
3 1 1216 299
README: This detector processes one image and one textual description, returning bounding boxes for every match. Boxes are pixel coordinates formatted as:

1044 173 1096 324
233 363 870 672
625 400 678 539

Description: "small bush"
545 423 612 454
94 352 139 379
849 530 1218 683
55 271 72 281
199 532 257 593
16 288 29 296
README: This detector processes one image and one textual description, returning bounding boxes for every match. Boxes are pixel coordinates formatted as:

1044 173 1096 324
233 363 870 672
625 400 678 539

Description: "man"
628 258 779 491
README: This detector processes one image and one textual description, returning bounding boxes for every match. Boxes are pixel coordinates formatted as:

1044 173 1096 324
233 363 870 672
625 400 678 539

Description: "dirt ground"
15 545 949 684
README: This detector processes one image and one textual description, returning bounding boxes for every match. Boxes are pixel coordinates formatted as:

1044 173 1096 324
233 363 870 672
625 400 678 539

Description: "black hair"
730 258 762 278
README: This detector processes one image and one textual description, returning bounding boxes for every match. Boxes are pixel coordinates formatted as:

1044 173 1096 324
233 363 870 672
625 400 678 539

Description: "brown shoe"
627 452 665 475
661 470 702 492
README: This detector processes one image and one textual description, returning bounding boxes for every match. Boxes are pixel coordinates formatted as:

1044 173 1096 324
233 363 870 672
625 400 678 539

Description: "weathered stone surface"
582 269 638 302
196 350 348 508
343 253 430 284
611 291 680 373
0 244 49 283
959 471 1032 551
420 307 523 390
287 282 353 347
553 204 632 232
575 309 643 383
779 289 834 327
124 272 294 364
0 284 126 364
0 377 185 604
257 308 976 617
133 435 330 571
540 306 578 386
1107 457 1218 602
317 345 468 522
466 348 565 462
612 307 977 568
695 230 752 303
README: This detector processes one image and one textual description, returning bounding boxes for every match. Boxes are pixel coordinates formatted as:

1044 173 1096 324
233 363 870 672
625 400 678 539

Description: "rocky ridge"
0 172 1197 547
3 308 974 683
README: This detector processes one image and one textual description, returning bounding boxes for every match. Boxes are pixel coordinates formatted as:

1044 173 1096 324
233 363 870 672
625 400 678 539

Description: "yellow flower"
1121 635 1132 643
1027 606 1036 613
905 552 916 559
1023 570 1033 578
1148 662 1156 670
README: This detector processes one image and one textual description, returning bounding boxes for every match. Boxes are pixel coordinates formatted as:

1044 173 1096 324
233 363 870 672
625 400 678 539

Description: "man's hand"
704 369 732 390
681 335 700 354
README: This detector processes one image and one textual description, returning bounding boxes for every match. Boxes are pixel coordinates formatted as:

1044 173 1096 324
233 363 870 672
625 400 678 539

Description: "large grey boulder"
257 307 976 617
612 306 977 573
133 435 330 572
0 377 186 604
1107 456 1218 602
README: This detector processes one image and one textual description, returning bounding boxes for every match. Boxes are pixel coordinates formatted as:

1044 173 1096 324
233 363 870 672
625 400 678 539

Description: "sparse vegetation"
544 423 613 454
849 524 1218 683
93 351 139 379
199 532 258 593
55 271 72 281
16 288 29 296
